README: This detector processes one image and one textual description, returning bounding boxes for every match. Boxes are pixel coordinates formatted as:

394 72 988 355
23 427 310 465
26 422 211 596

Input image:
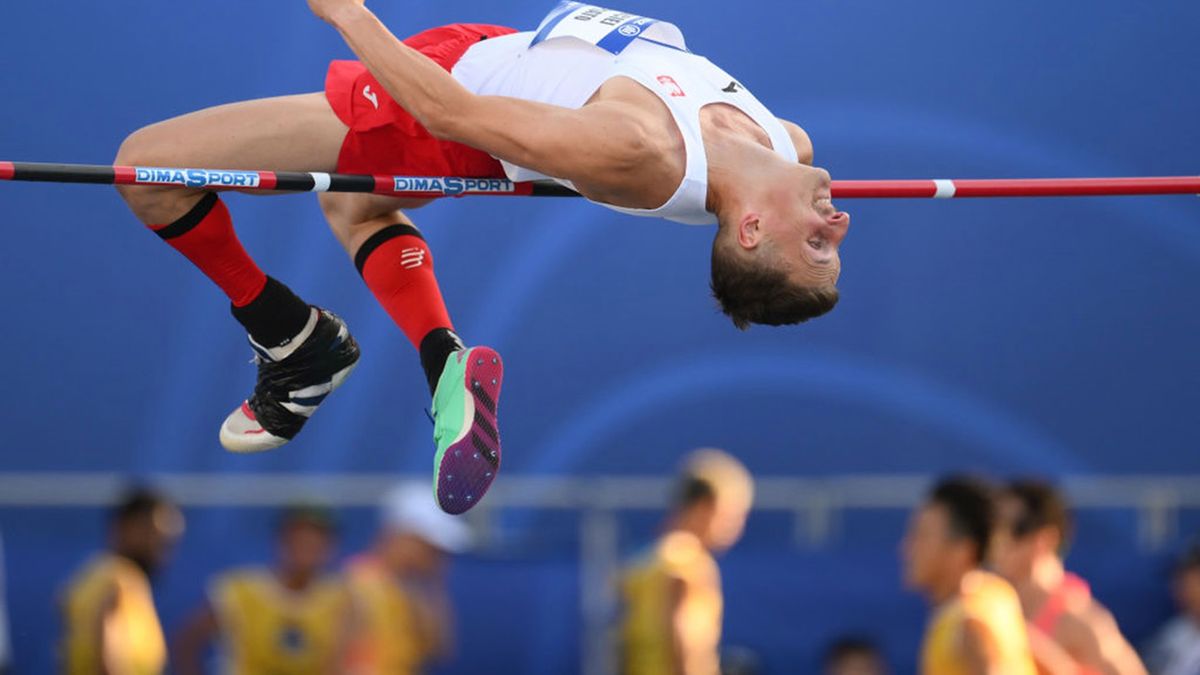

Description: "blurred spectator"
822 636 889 675
619 448 755 675
0 530 10 674
341 482 471 675
59 486 184 675
174 504 349 675
991 479 1146 675
901 475 1035 675
1145 544 1200 675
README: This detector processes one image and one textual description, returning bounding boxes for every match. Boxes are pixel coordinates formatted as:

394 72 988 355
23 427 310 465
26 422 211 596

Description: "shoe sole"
219 360 359 453
434 347 503 515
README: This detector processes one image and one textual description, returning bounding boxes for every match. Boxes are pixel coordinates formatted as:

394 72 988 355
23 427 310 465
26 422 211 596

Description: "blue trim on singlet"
635 36 688 53
530 2 582 47
594 16 658 54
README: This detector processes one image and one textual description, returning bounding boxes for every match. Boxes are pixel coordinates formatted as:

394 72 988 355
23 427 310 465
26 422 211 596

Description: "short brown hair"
930 475 997 564
1005 479 1072 547
710 238 839 329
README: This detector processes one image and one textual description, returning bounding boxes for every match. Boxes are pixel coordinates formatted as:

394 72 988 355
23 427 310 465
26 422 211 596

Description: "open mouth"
813 194 836 216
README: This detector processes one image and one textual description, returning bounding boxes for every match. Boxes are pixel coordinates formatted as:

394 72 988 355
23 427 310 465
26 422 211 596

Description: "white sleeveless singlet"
450 2 797 225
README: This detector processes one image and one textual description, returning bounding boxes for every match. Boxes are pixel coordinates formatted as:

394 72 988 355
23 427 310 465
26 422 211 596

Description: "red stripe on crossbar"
0 161 14 180
259 172 277 190
373 175 392 194
113 166 136 185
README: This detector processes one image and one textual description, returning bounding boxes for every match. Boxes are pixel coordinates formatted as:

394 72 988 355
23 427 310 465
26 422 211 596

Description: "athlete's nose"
828 210 850 245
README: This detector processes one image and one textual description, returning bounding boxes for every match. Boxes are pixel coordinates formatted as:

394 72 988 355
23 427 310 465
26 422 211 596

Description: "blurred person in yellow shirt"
991 479 1146 675
342 482 471 675
59 487 184 675
620 448 754 675
174 504 349 675
902 476 1036 675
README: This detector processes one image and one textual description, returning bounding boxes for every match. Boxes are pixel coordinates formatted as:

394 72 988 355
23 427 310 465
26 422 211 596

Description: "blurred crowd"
2 455 1198 674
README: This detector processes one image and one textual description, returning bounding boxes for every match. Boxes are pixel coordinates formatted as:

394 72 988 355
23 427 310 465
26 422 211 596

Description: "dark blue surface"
2 1 1199 673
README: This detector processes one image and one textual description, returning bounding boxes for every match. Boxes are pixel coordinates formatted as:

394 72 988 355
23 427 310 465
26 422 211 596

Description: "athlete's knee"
113 127 160 204
319 193 417 251
114 125 163 169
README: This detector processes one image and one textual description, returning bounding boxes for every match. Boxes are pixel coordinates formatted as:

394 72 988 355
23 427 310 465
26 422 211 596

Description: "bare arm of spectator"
1027 626 1084 675
1058 606 1148 675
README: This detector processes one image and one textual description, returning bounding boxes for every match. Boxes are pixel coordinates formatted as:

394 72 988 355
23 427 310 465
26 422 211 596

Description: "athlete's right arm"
665 576 689 675
310 3 656 189
89 585 116 675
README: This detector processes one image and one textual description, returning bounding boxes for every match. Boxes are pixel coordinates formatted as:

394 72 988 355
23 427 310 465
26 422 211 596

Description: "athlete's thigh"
117 93 347 172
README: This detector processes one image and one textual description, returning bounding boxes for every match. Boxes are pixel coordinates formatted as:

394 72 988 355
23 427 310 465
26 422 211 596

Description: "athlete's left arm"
777 119 814 165
1057 607 1149 675
309 2 653 185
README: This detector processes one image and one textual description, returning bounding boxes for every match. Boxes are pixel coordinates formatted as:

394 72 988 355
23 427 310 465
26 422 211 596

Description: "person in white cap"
342 483 471 675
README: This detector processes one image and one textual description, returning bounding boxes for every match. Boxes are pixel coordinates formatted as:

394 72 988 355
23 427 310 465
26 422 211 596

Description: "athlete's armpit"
778 119 814 165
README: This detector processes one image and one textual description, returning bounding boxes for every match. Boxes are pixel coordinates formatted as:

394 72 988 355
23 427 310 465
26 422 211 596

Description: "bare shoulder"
777 118 814 165
570 95 683 207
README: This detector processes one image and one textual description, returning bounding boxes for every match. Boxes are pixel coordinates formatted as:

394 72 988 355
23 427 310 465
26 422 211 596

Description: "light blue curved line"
526 350 1080 477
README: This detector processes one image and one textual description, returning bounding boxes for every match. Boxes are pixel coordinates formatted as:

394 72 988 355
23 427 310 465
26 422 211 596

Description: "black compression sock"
419 328 465 395
230 276 313 350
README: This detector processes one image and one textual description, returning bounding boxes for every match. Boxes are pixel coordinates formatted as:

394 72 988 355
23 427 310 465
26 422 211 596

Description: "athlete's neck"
706 131 781 222
1016 555 1064 615
929 567 973 606
277 567 316 592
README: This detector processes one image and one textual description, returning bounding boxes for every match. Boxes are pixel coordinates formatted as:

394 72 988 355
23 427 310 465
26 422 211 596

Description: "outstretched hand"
307 0 366 25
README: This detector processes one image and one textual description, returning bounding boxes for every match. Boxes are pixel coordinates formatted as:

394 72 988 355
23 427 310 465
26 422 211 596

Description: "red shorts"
324 23 517 177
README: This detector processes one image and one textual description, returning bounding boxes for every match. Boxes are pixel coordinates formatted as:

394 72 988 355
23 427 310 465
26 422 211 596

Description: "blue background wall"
2 1 1199 673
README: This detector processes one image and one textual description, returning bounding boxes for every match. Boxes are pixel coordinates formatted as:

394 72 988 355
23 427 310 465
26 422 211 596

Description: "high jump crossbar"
2 161 1199 199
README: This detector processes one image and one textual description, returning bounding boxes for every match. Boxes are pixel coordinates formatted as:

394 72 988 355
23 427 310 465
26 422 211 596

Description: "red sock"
355 224 454 349
150 193 267 307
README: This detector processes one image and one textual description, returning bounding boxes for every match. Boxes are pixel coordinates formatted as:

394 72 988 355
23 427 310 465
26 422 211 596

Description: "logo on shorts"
400 247 426 269
134 168 260 189
617 24 642 37
362 85 379 110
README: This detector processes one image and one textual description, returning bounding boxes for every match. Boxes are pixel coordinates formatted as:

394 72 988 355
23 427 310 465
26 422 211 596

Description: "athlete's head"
990 479 1072 582
711 163 849 329
276 503 337 581
1173 544 1200 622
671 448 755 551
109 486 184 575
823 636 889 675
902 476 996 598
377 482 471 577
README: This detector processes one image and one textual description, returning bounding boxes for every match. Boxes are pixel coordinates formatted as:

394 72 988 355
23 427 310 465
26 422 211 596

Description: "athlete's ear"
736 213 763 250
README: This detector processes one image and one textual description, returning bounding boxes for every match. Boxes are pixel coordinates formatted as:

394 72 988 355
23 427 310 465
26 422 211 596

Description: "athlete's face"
704 500 750 552
901 504 960 592
757 165 850 288
1175 567 1200 620
989 495 1036 581
119 504 184 574
279 522 335 577
380 531 446 577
